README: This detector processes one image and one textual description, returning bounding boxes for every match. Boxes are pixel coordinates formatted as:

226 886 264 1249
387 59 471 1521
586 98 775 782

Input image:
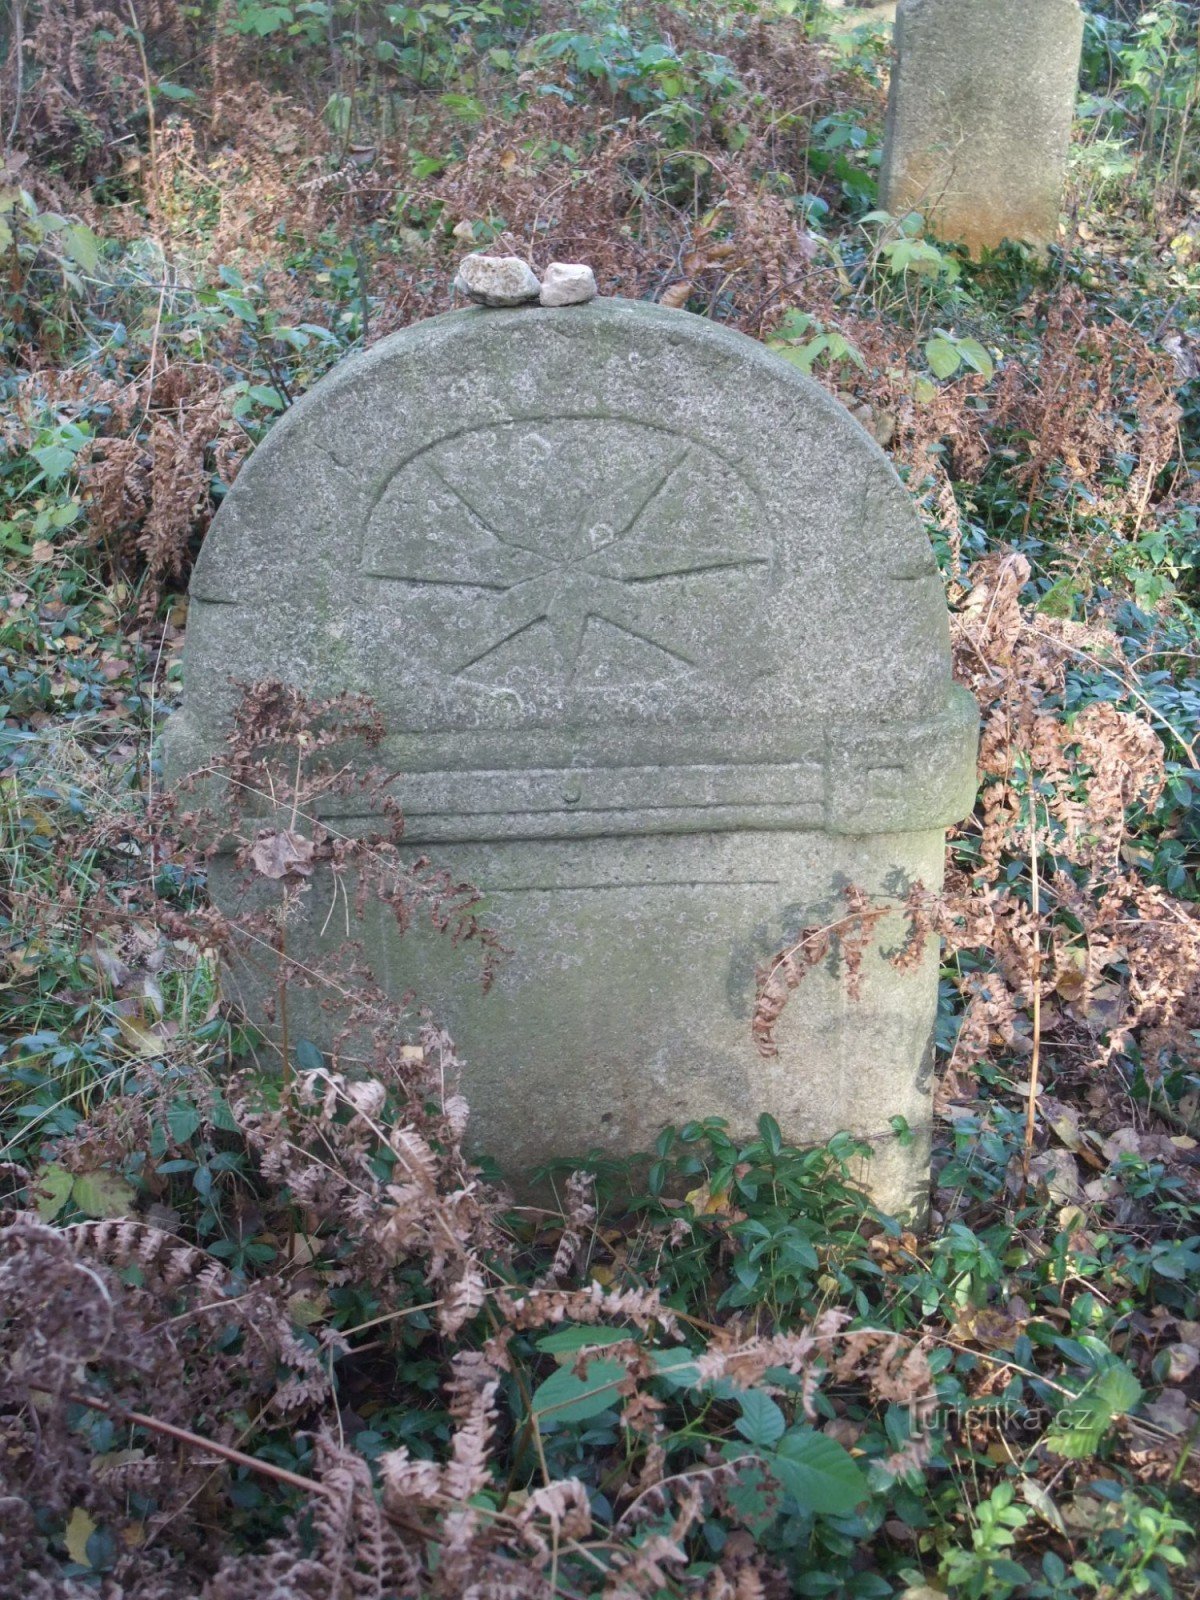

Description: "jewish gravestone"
167 297 978 1217
880 0 1084 257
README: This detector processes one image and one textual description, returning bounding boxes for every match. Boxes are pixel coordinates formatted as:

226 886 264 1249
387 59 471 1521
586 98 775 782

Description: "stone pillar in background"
880 0 1085 256
167 298 977 1218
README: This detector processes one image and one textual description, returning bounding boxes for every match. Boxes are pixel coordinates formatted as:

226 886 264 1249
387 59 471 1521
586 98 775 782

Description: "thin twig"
339 1298 443 1338
1022 802 1043 1190
125 0 160 222
67 1392 333 1498
5 0 24 151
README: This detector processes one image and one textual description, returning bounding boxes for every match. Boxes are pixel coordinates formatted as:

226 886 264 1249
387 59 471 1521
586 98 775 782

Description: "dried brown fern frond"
536 1169 598 1288
938 547 1199 1098
80 364 239 616
990 287 1182 537
751 886 902 1058
0 1204 342 1592
9 0 190 184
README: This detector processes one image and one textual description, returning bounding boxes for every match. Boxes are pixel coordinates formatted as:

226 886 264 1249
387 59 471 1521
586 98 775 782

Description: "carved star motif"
366 441 768 683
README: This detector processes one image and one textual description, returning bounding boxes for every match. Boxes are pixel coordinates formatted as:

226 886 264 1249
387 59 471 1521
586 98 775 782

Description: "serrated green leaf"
72 1169 136 1219
166 1098 202 1145
956 337 995 381
767 1427 869 1515
925 336 961 380
60 223 101 274
35 1163 75 1220
531 1356 626 1426
1044 1361 1142 1459
649 1346 702 1388
32 444 77 481
913 376 938 405
210 1094 239 1132
735 1388 786 1447
721 1447 781 1531
775 343 817 373
774 309 814 340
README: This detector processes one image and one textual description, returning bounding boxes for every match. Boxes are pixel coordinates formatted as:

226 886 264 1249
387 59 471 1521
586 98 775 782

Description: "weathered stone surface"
880 0 1084 256
167 299 978 1218
540 262 598 307
454 253 540 306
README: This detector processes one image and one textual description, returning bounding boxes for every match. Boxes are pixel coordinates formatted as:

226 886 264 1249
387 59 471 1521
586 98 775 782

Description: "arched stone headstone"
168 300 977 1216
880 0 1084 257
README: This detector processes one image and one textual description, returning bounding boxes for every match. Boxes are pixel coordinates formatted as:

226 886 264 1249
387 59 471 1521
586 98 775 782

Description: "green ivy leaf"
294 1038 325 1073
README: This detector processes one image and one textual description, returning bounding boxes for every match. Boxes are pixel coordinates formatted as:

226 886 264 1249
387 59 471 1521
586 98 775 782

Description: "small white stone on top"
455 254 541 307
539 262 598 307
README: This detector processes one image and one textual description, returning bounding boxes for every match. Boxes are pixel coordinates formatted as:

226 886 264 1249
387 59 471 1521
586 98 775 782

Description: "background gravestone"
167 299 977 1217
880 0 1085 257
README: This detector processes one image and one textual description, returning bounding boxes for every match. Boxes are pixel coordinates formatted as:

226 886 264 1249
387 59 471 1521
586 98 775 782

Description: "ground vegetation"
1 0 1199 1593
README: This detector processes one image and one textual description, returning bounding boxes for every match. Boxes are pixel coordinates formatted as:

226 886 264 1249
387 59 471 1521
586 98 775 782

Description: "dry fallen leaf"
1143 1388 1192 1435
684 1180 736 1217
1028 1148 1082 1204
115 1013 168 1058
954 1305 1025 1350
250 828 316 880
1163 1343 1199 1383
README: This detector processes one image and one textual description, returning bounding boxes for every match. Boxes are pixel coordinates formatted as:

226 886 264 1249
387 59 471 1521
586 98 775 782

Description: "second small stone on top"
539 263 597 306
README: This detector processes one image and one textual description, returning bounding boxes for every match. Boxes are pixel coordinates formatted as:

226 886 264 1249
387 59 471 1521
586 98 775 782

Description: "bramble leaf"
766 1427 869 1514
532 1357 627 1426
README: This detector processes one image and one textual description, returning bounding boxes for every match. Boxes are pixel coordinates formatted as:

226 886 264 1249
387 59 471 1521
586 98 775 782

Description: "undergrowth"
1 0 1199 1593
